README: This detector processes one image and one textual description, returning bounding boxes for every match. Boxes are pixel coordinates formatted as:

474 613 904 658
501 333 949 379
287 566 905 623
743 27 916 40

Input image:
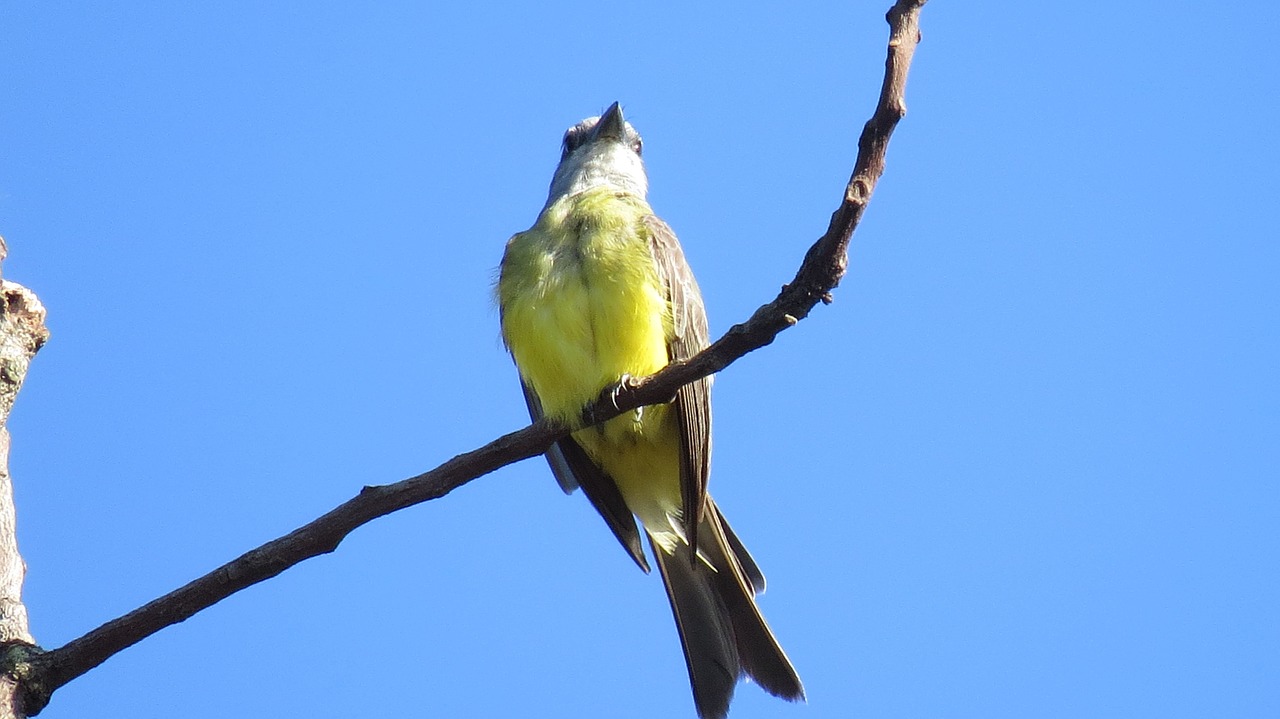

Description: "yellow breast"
499 187 671 425
499 188 684 525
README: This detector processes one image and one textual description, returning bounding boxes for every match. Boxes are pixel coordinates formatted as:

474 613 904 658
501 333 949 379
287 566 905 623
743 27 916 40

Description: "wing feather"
521 381 650 572
644 215 712 556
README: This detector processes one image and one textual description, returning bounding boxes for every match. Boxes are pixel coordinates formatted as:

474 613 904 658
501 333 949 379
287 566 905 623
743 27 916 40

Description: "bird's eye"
561 127 583 159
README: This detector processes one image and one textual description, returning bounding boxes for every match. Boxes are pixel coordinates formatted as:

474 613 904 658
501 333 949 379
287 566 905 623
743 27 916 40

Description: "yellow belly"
499 188 681 526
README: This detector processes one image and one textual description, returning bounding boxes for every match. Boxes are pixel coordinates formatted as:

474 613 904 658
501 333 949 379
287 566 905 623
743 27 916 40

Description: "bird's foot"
608 373 638 412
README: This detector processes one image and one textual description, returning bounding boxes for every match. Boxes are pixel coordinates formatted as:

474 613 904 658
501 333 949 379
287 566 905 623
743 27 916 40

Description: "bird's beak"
592 102 626 143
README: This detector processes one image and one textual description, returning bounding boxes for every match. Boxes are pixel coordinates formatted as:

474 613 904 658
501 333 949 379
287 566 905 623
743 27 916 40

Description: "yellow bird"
497 102 803 719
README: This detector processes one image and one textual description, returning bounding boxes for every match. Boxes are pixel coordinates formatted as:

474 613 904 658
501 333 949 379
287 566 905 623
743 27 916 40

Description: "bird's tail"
650 498 804 719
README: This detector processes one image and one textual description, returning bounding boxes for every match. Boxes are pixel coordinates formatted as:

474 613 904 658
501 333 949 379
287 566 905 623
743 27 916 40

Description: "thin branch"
20 0 928 711
611 0 927 416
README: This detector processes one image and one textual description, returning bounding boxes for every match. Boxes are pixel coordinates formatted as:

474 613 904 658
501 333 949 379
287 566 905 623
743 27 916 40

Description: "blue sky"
2 1 1277 717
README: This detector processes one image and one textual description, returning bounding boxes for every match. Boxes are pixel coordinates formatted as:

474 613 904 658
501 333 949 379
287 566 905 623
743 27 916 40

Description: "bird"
496 102 803 719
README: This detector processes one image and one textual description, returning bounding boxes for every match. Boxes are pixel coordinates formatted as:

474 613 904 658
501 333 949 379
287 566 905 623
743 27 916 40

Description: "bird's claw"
609 373 637 412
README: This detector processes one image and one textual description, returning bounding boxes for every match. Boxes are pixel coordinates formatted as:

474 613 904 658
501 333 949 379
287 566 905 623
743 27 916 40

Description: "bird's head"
546 102 648 207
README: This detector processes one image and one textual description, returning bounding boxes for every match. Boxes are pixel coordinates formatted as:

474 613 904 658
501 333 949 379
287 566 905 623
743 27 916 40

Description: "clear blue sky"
2 2 1277 717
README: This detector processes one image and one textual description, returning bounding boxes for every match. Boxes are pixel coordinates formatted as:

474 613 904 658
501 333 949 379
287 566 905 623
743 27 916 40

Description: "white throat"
545 142 648 209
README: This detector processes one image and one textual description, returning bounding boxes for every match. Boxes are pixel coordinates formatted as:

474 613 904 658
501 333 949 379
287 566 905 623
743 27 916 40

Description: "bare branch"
20 0 928 710
29 420 560 698
609 0 927 417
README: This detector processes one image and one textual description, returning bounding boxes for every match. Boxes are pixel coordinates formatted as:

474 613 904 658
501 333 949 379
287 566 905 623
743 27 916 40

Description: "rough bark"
0 236 51 718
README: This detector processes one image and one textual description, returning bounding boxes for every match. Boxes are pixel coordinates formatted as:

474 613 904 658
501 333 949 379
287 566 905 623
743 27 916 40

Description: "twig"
20 0 928 711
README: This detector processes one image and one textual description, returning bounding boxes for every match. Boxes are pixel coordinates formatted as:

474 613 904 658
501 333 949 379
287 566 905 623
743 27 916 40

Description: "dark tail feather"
652 532 739 719
709 500 766 595
650 499 804 719
700 501 805 703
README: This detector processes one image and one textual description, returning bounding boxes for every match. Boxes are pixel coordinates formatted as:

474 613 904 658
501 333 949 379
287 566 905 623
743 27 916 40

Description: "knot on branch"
846 178 872 205
0 641 50 716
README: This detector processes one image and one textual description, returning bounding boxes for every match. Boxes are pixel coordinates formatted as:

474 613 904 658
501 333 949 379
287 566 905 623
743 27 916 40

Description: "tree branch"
19 0 928 711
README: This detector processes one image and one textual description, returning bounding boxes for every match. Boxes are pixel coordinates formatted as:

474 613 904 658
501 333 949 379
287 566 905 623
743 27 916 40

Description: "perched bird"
497 102 803 719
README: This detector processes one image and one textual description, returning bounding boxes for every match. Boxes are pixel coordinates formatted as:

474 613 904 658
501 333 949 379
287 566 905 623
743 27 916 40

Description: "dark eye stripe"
558 121 643 160
561 126 586 159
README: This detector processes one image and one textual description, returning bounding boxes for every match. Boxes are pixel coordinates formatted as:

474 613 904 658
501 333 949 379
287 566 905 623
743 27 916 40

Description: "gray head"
545 102 648 208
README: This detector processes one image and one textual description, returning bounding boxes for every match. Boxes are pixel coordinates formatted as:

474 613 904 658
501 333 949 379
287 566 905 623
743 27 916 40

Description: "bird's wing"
644 214 712 555
520 381 650 572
